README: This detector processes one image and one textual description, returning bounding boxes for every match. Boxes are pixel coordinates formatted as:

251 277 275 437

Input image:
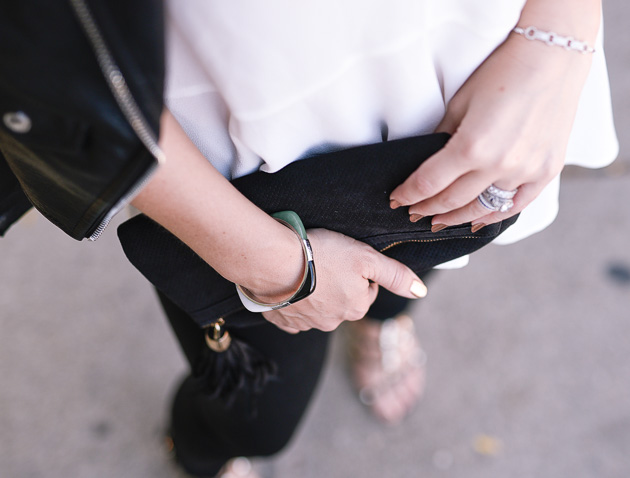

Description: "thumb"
365 251 428 299
435 91 469 136
434 108 458 135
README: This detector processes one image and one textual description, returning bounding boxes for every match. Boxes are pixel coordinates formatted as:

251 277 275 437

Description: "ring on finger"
477 184 519 213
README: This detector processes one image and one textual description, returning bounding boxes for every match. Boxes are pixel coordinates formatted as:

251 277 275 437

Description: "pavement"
1 2 629 477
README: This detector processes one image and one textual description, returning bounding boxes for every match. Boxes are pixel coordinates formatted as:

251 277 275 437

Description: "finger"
429 197 498 229
470 181 547 228
389 146 473 208
432 180 536 229
407 171 494 217
366 281 380 307
434 110 459 135
364 251 428 299
428 176 523 227
274 323 302 334
262 311 305 334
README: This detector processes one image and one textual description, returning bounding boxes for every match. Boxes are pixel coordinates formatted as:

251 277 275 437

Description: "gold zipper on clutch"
379 236 479 253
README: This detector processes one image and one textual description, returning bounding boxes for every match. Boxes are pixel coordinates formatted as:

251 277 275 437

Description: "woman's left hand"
389 27 596 230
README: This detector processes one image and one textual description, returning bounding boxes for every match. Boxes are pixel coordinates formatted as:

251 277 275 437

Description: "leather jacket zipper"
69 0 166 241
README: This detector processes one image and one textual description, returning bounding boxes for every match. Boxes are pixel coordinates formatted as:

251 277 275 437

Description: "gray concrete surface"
1 3 629 477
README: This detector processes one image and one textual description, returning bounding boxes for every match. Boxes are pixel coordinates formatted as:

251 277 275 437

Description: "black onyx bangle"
236 211 316 313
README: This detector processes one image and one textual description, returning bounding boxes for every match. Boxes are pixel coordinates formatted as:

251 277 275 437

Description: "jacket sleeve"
0 151 32 237
0 0 164 240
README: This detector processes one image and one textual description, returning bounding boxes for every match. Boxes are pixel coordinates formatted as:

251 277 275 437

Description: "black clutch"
118 132 518 404
118 132 517 329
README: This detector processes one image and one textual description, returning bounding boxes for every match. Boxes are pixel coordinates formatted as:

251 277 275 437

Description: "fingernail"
390 199 401 210
431 224 448 233
410 280 428 298
471 223 486 233
409 214 424 223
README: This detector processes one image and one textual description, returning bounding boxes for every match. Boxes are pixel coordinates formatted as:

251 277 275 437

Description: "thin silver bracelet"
513 26 595 54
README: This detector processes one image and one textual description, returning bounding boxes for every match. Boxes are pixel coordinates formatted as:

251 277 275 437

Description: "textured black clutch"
118 132 518 330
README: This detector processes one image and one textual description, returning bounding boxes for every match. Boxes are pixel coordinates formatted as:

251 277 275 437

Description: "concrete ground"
1 3 629 477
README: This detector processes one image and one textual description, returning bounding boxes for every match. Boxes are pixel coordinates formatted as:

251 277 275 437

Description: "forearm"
131 110 303 300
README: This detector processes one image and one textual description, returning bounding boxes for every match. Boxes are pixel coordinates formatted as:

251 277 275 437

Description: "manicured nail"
409 214 424 223
390 199 401 210
471 223 486 233
410 280 428 298
431 224 448 233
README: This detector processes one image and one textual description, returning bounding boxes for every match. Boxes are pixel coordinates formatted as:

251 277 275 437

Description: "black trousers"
158 282 421 476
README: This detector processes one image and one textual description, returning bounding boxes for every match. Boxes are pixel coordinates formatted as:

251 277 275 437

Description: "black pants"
159 282 423 476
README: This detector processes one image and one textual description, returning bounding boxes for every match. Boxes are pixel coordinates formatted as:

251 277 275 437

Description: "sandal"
217 457 261 478
165 433 261 478
347 314 427 425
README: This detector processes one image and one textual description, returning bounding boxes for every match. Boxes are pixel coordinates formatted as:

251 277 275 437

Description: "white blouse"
164 0 618 260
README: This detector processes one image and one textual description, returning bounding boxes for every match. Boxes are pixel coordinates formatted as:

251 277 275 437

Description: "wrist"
512 26 595 54
501 27 593 85
236 221 306 303
236 211 316 312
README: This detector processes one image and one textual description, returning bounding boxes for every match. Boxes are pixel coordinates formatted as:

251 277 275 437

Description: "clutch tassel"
192 319 278 413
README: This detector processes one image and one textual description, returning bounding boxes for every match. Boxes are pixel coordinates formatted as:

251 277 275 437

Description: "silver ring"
477 184 518 213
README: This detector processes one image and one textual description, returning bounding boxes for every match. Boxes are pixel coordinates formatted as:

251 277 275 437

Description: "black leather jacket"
0 0 164 240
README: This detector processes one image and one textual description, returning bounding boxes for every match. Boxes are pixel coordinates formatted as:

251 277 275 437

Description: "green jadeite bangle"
236 211 316 313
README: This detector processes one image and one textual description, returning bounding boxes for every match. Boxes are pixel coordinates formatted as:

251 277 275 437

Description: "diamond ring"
477 184 518 213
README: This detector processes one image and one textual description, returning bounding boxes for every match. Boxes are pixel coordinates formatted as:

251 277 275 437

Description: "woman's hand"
390 10 598 231
262 229 427 334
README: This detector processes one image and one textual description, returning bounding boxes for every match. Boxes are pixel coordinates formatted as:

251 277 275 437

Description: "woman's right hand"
262 228 427 334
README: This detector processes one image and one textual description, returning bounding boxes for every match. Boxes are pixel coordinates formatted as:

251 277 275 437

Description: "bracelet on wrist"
236 211 316 313
513 26 595 54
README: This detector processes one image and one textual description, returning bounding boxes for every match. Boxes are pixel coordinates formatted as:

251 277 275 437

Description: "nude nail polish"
409 214 424 223
390 199 401 210
471 223 486 233
410 280 428 298
431 224 447 233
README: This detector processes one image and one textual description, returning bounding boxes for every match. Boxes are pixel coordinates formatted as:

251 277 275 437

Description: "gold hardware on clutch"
204 318 231 353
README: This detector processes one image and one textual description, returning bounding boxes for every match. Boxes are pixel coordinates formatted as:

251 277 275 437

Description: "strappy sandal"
347 314 427 425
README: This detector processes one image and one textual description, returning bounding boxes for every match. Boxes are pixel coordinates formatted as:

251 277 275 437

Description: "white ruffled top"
164 0 618 259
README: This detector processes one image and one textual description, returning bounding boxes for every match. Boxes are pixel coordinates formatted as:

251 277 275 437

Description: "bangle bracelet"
513 26 595 54
236 211 316 313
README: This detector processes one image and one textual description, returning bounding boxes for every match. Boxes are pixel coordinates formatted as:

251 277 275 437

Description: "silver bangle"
513 26 595 54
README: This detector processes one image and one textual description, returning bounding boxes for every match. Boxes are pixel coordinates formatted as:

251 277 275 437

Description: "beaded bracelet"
513 26 595 54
